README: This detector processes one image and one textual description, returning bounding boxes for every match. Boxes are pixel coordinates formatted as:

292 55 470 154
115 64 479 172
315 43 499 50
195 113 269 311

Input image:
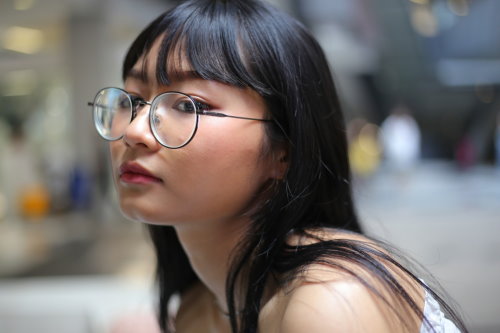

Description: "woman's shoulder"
287 226 375 246
277 277 406 332
259 228 425 332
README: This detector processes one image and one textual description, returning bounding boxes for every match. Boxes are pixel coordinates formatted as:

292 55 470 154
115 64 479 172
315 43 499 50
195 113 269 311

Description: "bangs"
123 1 271 95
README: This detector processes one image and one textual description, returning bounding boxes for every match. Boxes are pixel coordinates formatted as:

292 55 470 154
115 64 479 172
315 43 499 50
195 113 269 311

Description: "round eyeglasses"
88 87 271 149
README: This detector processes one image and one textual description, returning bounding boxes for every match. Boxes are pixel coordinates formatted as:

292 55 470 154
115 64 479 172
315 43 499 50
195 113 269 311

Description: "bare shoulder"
279 277 405 332
268 228 425 333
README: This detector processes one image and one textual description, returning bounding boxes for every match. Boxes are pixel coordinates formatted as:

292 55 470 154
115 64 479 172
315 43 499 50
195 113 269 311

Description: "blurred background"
0 0 498 332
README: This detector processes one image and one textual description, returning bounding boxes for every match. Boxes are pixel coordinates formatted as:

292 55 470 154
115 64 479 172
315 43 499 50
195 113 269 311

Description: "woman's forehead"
128 36 196 84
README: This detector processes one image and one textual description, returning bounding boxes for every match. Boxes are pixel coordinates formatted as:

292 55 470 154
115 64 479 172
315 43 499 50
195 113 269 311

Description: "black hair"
121 0 467 332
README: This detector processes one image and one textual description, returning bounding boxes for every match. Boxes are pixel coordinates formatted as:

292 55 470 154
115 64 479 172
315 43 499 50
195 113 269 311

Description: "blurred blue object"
70 166 92 210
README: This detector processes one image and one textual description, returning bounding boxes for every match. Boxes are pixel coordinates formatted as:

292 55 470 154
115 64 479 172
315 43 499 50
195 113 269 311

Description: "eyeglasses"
88 87 271 149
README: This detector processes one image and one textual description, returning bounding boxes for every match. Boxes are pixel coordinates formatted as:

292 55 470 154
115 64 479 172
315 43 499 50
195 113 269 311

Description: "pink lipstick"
119 162 162 185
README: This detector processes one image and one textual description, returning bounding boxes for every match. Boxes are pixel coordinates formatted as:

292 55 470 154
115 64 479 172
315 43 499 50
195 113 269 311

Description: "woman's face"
109 46 280 227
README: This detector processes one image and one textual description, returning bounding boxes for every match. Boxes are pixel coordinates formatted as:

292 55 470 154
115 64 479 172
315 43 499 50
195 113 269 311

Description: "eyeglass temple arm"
89 101 270 122
88 102 110 108
88 101 150 107
199 110 271 122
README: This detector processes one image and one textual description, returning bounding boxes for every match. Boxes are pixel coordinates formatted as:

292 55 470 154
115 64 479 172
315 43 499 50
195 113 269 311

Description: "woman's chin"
119 205 178 226
119 204 155 224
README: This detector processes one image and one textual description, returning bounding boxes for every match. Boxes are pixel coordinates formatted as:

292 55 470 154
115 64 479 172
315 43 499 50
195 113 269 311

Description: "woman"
89 0 467 332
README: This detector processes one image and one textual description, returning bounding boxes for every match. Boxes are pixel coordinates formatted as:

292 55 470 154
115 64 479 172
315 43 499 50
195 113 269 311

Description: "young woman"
89 0 467 332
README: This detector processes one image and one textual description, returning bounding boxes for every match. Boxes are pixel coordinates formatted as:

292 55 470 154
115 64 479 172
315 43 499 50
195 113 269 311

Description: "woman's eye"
117 95 131 109
194 100 210 112
173 99 197 113
130 95 145 108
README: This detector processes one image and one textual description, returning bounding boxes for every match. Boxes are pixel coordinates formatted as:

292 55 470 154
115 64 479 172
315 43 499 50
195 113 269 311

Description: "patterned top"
420 290 461 333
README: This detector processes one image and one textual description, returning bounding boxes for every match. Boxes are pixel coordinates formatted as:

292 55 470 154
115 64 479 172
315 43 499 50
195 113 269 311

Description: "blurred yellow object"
349 124 381 177
14 0 36 11
2 26 44 54
19 184 50 220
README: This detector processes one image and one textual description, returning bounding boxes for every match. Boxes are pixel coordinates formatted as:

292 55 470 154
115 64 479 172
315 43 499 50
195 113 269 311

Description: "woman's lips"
119 162 162 184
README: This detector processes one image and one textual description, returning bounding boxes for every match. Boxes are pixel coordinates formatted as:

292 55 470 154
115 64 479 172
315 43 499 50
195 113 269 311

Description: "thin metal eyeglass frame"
88 87 272 149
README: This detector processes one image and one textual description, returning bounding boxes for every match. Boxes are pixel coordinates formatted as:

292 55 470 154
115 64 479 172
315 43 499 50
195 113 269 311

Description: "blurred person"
1 121 47 219
380 104 421 176
42 147 74 213
455 135 475 170
88 1 466 332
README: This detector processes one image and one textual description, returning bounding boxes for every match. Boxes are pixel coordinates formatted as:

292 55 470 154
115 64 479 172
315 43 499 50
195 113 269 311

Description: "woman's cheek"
109 143 122 181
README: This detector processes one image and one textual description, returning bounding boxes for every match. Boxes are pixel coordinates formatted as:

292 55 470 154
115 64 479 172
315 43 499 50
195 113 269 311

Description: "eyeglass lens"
93 88 199 148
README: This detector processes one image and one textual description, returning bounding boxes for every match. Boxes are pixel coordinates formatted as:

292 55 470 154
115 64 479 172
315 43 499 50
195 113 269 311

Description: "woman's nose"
122 105 160 150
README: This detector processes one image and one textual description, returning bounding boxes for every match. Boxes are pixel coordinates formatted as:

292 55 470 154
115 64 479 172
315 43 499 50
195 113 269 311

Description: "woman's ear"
271 147 288 180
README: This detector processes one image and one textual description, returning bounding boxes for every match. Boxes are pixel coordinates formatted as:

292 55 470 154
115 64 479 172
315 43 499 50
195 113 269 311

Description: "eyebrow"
125 68 202 83
169 70 202 81
126 69 148 83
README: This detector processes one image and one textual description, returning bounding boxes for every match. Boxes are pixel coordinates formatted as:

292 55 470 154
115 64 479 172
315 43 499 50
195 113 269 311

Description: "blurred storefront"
0 0 173 276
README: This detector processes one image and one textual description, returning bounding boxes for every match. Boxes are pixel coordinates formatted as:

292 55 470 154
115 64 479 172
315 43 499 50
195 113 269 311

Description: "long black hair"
121 0 467 332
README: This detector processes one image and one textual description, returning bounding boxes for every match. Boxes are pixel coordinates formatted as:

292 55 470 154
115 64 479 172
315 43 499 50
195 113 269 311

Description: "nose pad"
130 101 149 122
122 103 158 148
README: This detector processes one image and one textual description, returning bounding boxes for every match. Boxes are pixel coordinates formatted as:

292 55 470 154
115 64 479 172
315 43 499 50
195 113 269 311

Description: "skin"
258 232 425 333
110 38 425 333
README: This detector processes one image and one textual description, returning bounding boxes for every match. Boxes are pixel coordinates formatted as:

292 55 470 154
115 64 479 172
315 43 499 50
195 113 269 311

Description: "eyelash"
127 92 212 114
193 99 211 112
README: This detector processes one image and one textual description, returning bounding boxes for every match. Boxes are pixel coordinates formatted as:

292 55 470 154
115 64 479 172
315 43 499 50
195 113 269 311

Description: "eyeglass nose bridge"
131 100 152 122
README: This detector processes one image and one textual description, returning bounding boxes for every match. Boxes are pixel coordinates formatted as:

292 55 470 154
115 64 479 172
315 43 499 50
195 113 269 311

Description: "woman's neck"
174 216 249 313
